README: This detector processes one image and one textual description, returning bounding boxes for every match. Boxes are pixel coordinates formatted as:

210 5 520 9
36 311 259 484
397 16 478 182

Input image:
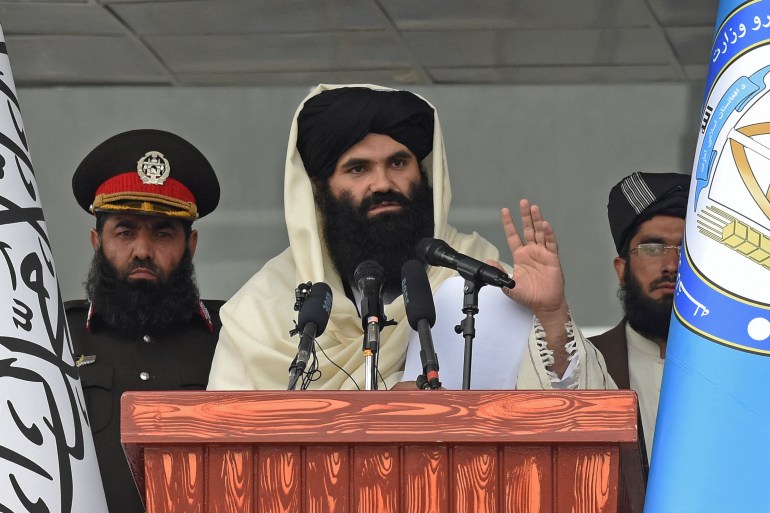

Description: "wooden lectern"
122 390 644 513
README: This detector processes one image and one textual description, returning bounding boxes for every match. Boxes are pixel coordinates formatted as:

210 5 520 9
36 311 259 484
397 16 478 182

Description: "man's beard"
315 178 434 298
85 247 200 332
619 264 675 342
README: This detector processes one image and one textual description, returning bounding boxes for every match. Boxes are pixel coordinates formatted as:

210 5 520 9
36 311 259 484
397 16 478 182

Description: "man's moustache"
358 192 410 214
123 259 160 276
649 275 676 292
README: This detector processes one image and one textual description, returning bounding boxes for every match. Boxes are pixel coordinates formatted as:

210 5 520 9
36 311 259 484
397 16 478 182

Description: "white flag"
0 25 108 513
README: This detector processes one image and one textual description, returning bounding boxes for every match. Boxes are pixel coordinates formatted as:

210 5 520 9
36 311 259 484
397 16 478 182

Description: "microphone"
401 259 441 389
354 260 385 390
354 260 385 329
416 238 515 289
289 281 333 388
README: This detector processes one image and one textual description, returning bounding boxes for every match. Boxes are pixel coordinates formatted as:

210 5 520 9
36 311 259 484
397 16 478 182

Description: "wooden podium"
122 390 644 513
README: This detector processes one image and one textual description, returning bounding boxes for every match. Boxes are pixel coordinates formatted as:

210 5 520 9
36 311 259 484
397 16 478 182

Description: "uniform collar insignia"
197 299 214 332
86 301 94 334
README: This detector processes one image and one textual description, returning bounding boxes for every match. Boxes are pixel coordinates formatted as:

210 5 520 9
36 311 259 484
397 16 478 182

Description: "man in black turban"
591 171 690 474
208 84 615 392
298 87 436 298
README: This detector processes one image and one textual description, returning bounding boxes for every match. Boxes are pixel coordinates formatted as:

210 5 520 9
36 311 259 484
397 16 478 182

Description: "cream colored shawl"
208 84 502 390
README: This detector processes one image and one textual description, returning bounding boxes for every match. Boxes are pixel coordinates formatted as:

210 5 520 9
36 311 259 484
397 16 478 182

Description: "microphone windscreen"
353 260 384 291
401 259 436 329
298 282 333 335
416 237 448 265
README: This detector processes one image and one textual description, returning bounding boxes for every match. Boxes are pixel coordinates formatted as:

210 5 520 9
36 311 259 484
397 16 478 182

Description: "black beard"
619 264 675 342
315 178 434 298
85 247 200 333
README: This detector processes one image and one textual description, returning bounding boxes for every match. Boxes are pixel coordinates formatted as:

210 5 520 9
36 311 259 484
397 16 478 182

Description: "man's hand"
499 200 565 315
496 199 570 376
392 380 445 391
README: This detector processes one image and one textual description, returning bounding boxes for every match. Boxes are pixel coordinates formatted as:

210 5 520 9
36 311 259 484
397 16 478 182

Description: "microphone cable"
298 342 321 390
308 339 361 391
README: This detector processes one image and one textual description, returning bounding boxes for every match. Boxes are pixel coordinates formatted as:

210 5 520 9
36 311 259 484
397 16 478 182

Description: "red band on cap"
94 172 196 204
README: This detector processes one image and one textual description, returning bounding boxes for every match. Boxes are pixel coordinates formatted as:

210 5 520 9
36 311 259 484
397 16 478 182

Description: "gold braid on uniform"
93 191 197 219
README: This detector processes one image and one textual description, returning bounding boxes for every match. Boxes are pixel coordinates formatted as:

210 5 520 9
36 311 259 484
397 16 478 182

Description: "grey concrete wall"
18 84 702 331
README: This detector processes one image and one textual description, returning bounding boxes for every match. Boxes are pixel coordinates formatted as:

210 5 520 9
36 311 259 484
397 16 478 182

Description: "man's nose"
369 167 393 193
131 233 154 260
662 247 680 273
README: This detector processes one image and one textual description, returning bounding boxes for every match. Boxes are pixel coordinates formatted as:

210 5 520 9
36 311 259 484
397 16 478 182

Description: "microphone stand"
362 315 380 390
287 355 301 390
416 319 441 390
287 282 311 391
454 277 485 390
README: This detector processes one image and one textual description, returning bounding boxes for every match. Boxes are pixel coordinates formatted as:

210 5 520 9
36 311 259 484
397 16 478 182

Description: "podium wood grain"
122 390 642 513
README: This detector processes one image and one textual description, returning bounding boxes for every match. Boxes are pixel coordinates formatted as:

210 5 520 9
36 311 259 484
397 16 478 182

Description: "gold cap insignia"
137 151 170 185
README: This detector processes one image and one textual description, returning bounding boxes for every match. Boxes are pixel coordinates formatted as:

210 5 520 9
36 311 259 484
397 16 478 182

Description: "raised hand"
496 199 570 375
499 199 567 318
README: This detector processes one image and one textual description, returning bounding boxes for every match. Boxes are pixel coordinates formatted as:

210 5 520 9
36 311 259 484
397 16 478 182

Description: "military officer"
67 129 222 513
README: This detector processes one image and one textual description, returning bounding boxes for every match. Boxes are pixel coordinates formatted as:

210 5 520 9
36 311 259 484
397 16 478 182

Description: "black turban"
608 172 690 254
296 87 435 179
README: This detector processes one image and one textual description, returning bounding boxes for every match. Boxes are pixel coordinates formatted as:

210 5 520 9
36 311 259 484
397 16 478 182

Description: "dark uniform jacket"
66 299 223 513
590 319 649 483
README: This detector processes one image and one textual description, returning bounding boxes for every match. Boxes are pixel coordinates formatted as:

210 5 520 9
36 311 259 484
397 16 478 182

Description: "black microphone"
355 260 386 390
401 259 441 389
416 237 515 289
291 282 333 380
354 260 385 329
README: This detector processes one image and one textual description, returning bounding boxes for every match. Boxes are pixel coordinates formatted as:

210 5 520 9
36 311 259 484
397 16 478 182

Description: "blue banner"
645 0 770 510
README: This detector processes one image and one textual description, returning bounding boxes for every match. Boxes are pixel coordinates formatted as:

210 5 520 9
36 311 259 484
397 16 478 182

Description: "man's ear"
613 256 627 287
188 230 198 257
89 229 100 251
